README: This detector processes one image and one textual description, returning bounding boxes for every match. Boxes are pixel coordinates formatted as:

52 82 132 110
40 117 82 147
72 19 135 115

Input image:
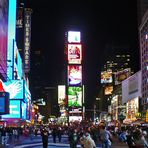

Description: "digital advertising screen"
68 44 82 64
21 101 27 119
7 0 17 80
0 0 9 81
114 68 131 85
58 85 66 105
68 86 82 107
101 70 112 84
104 86 113 95
69 116 82 122
0 92 9 115
4 80 24 99
68 31 80 43
2 100 21 118
68 65 82 86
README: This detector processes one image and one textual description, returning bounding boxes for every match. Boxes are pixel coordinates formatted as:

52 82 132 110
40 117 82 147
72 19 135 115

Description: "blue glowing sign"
0 97 5 112
2 100 20 118
4 80 24 99
7 0 16 79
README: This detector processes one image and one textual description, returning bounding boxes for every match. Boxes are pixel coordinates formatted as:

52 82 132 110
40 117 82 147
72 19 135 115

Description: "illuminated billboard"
58 85 66 105
69 116 82 122
68 44 82 64
68 86 82 107
68 65 82 85
4 80 24 99
104 86 113 95
0 0 9 81
68 31 80 43
101 70 112 84
114 68 131 85
7 0 16 80
2 100 21 118
0 92 9 115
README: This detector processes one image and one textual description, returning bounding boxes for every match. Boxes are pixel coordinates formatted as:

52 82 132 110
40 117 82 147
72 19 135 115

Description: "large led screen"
2 100 21 118
68 65 82 86
4 80 24 99
0 0 9 81
101 70 112 84
68 86 82 107
58 85 66 105
68 44 82 64
114 68 131 85
104 86 113 95
68 31 80 43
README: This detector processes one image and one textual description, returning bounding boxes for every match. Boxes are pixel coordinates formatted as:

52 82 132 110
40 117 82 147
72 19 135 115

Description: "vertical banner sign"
24 8 32 73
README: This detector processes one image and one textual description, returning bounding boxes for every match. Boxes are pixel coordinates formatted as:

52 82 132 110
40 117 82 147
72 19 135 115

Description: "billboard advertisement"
0 0 9 81
68 86 82 107
68 44 82 64
122 71 141 104
68 31 80 43
126 97 139 120
7 0 16 80
2 100 21 118
104 86 113 95
69 116 82 122
21 101 27 119
0 92 9 115
114 68 131 85
68 65 82 86
58 85 66 105
101 70 112 84
4 80 24 99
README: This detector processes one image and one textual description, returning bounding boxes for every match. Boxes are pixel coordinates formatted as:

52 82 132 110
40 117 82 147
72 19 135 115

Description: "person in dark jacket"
41 128 49 148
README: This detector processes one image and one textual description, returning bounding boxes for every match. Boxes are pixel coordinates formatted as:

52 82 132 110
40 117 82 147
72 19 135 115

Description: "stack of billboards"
67 31 83 122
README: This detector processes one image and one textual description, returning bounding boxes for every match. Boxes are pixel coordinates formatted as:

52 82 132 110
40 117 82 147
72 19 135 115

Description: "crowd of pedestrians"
0 120 148 148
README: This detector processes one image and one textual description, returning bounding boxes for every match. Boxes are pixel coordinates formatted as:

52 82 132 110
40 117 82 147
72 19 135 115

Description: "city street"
0 134 128 148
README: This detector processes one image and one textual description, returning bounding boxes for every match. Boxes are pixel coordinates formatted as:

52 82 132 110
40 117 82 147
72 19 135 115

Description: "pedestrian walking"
41 127 49 148
83 132 96 148
99 125 112 148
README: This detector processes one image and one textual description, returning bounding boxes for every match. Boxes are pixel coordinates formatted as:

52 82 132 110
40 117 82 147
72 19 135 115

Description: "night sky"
22 0 139 109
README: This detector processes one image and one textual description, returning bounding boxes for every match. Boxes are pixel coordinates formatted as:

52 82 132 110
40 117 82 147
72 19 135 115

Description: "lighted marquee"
68 65 82 85
68 31 80 43
68 44 82 64
68 86 82 107
101 70 112 84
